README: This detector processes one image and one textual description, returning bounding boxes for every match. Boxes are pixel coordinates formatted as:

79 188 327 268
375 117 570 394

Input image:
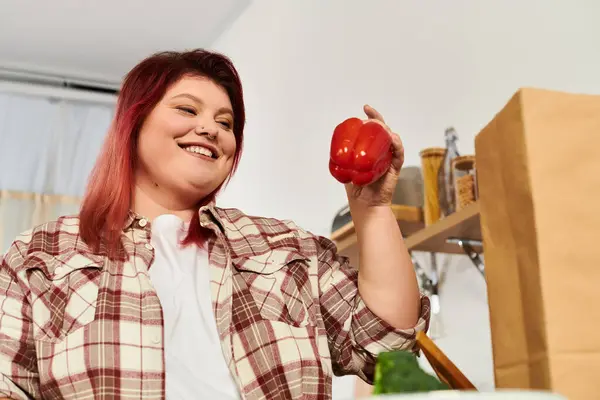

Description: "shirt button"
145 243 154 251
54 266 64 276
139 218 148 227
151 334 161 344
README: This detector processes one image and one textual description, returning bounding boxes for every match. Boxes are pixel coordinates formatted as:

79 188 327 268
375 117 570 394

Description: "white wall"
212 0 600 397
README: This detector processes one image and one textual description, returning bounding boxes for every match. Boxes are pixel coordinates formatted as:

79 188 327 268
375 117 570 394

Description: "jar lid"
419 147 446 157
451 155 475 169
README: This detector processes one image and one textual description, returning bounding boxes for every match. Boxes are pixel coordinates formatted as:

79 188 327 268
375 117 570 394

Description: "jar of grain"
419 147 446 225
452 155 476 210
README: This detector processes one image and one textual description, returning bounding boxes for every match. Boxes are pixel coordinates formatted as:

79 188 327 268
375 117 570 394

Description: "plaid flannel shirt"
0 203 430 399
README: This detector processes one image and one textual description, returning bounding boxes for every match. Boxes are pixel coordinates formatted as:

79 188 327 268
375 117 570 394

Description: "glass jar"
451 155 476 210
419 147 445 225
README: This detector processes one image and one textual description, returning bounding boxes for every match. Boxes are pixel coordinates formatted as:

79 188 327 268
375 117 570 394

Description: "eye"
218 120 232 130
176 106 196 115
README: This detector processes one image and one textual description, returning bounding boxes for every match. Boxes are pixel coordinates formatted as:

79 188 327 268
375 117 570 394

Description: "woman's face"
135 75 237 208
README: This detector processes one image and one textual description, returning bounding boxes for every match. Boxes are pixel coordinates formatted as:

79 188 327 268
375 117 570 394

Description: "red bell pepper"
329 117 393 186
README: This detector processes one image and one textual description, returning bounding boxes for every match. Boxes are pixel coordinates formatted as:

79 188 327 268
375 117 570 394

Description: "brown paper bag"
475 87 600 400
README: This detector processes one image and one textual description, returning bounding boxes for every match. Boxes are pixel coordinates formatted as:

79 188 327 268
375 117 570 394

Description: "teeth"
183 145 214 158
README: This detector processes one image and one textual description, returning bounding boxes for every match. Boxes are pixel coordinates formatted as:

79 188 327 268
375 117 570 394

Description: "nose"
194 123 218 140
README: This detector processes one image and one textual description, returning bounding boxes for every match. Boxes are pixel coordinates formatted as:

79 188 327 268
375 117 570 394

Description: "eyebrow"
171 93 234 116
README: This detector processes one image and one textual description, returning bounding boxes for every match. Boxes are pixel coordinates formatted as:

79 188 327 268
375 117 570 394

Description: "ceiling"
0 0 250 86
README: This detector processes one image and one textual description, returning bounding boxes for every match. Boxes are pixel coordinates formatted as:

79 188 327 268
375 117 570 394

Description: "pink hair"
79 49 245 258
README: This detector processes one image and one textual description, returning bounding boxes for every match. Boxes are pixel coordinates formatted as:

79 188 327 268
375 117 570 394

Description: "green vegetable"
373 350 450 394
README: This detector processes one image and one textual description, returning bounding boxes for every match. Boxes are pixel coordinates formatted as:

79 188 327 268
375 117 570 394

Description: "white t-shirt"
147 214 240 399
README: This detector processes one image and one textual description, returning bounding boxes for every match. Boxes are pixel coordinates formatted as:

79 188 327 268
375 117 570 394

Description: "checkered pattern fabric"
0 203 430 399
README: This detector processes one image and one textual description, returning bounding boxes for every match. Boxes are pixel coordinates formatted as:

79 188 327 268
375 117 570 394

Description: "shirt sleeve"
315 234 431 384
0 245 41 399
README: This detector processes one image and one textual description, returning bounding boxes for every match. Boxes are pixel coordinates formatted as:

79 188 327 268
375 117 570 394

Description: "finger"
363 104 385 123
390 132 404 155
390 132 405 169
363 105 392 133
368 118 392 133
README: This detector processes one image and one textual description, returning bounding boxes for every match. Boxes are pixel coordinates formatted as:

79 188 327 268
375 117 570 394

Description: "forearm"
351 203 420 329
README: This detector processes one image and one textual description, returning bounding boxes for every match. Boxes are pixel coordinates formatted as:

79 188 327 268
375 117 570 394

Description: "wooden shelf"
405 202 482 254
330 202 482 264
331 205 424 266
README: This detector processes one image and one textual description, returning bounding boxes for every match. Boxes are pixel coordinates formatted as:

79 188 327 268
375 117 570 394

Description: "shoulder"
215 206 328 256
216 206 308 235
2 214 83 269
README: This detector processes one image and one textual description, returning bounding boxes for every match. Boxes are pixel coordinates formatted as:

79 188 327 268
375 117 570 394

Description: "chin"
185 179 223 196
173 168 229 197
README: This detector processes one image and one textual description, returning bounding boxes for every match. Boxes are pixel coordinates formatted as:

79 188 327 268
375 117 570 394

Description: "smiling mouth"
178 144 218 160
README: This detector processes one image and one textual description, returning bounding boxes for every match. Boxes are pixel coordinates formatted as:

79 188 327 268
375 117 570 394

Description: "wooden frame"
416 331 476 390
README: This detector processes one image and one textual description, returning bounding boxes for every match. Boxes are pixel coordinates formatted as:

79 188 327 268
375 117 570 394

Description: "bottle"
437 127 460 216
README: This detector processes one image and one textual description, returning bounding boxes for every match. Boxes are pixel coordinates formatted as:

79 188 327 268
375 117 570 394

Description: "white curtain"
0 90 114 252
0 191 81 252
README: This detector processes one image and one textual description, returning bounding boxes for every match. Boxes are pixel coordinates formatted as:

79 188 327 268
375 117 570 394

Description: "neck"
132 180 198 222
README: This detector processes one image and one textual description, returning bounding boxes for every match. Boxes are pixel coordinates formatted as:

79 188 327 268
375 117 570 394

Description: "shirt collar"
123 210 139 231
122 200 225 233
199 200 226 233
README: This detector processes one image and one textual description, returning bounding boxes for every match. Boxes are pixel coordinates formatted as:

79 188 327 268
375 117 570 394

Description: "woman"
0 49 429 400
